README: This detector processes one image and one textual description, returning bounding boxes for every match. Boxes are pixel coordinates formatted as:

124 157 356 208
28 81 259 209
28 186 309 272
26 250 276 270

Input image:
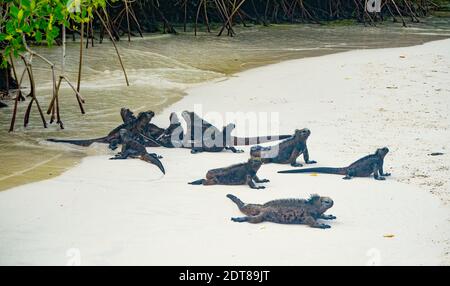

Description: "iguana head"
182 110 205 129
308 194 334 213
375 147 389 158
120 108 135 123
182 110 194 123
294 128 311 141
164 112 182 134
247 158 263 170
169 112 180 125
137 110 155 121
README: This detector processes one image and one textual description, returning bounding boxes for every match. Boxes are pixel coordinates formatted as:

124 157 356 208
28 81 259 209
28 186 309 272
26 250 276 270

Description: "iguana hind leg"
188 179 205 185
240 204 264 216
231 214 264 224
225 146 244 153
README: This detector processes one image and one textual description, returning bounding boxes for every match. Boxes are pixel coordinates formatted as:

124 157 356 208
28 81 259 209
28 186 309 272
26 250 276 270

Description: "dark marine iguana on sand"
188 158 269 189
147 112 184 148
226 194 335 228
117 109 183 148
250 128 316 167
181 111 291 154
47 109 159 150
110 129 165 174
278 147 391 180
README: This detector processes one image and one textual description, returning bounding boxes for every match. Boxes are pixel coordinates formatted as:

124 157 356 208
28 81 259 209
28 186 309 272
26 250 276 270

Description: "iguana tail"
141 154 166 174
278 167 347 175
46 136 108 147
231 135 291 146
226 194 245 209
188 179 205 185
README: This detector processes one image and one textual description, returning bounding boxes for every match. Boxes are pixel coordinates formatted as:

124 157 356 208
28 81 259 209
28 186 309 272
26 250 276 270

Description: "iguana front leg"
288 149 302 167
108 138 120 150
254 175 270 183
303 147 317 164
225 146 244 153
379 162 391 177
319 214 337 220
305 216 331 229
110 149 131 160
246 175 265 189
373 164 386 180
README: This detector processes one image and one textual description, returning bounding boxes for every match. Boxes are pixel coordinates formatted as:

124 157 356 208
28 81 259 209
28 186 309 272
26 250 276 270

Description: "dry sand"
0 39 449 265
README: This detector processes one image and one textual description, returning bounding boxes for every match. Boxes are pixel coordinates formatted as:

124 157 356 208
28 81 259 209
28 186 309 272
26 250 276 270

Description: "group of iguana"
48 108 391 229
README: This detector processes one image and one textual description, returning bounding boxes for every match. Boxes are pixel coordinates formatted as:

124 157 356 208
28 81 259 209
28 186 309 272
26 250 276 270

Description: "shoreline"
0 39 449 265
1 25 449 193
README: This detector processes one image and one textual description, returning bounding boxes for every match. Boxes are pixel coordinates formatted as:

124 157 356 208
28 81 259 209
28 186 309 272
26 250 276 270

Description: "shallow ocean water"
0 18 449 190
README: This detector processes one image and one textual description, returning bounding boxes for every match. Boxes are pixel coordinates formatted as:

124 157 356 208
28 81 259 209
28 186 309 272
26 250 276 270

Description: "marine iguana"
181 110 291 154
47 109 158 150
278 147 391 180
153 112 184 148
120 107 136 123
250 128 316 167
226 194 335 228
110 129 165 174
188 158 269 189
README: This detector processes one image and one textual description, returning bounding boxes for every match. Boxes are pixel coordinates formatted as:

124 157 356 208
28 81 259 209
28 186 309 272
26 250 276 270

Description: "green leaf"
22 23 32 34
35 31 42 42
17 10 24 24
6 21 15 34
22 0 31 8
10 5 19 17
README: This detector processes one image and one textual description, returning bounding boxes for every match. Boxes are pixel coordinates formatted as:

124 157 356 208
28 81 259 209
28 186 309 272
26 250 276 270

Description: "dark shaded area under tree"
0 59 18 108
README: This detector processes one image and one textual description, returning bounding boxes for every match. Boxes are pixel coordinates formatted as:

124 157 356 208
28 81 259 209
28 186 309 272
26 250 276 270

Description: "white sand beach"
0 39 449 266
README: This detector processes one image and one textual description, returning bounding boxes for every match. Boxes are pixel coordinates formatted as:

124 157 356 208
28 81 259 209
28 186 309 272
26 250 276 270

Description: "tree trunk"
0 61 18 94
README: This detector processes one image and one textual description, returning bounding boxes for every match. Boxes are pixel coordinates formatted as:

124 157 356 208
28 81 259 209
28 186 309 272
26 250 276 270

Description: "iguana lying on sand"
149 112 184 148
250 128 316 167
188 158 269 189
226 194 335 228
181 110 292 153
47 109 159 149
278 147 391 180
110 129 165 174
